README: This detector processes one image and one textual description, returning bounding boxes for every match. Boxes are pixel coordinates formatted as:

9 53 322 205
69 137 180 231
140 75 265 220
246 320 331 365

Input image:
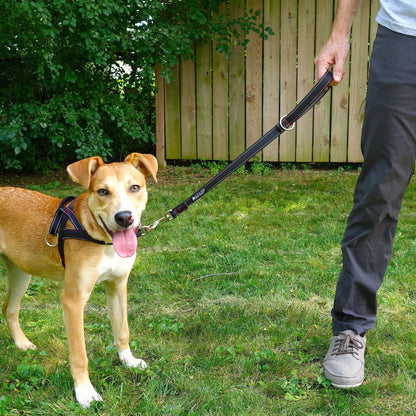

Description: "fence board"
158 0 380 166
279 0 297 161
213 41 229 161
212 2 229 161
329 0 349 163
313 0 333 162
330 70 350 162
196 42 213 160
229 1 245 160
348 0 369 162
370 0 380 50
262 0 280 162
165 64 181 159
180 48 197 159
296 0 316 162
246 0 263 152
155 63 166 166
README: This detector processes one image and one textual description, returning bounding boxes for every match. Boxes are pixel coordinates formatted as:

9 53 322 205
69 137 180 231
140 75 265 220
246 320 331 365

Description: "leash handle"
141 71 333 232
280 70 333 129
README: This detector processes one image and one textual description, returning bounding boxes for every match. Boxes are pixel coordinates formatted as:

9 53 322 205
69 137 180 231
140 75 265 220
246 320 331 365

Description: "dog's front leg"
104 277 147 369
61 279 103 408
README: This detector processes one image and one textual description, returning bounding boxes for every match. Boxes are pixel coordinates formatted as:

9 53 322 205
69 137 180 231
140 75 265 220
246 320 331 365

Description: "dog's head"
67 153 158 258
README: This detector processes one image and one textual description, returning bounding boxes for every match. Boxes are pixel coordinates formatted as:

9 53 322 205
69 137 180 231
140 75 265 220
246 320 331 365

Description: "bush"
0 0 269 171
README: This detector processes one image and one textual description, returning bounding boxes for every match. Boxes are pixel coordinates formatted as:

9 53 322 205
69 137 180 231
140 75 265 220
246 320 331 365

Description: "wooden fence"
155 0 380 166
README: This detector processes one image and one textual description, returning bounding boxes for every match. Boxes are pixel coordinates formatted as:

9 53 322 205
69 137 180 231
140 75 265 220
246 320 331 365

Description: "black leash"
140 71 333 235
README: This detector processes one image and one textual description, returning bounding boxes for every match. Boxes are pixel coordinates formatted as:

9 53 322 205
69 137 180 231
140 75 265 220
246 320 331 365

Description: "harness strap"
47 197 109 268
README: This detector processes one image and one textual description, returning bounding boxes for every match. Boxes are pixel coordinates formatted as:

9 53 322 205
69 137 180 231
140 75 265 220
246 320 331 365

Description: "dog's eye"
130 185 141 193
98 189 110 196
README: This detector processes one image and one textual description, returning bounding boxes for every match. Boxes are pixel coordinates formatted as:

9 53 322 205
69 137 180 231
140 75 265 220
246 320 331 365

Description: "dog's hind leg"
1 255 36 350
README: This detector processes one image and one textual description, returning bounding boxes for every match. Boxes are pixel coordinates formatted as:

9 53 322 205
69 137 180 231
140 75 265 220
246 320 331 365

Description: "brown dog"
0 153 158 408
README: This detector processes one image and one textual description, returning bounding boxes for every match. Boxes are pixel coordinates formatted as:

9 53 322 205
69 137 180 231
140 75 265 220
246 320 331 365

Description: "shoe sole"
330 380 364 389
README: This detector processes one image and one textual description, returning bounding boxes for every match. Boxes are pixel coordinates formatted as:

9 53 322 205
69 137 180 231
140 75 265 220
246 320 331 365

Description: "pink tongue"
112 229 137 258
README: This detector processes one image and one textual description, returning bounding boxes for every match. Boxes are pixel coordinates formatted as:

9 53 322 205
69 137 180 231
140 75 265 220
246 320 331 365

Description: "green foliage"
0 0 268 171
281 162 297 171
148 316 185 335
7 363 46 393
0 396 10 416
191 158 274 177
251 157 272 175
193 159 229 175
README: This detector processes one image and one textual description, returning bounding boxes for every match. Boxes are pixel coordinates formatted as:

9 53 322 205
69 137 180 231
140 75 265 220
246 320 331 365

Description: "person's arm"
315 0 363 84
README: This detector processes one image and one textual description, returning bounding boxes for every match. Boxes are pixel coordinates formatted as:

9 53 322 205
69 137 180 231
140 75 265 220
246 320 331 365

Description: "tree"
0 0 268 171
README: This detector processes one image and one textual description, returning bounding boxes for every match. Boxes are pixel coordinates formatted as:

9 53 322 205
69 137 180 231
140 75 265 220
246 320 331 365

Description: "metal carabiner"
140 210 175 235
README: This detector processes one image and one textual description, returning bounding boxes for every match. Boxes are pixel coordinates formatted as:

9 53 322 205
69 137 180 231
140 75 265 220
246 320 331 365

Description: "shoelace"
332 334 364 358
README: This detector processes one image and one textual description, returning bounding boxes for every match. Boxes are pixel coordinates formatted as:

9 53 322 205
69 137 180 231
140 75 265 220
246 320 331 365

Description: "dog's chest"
97 246 136 283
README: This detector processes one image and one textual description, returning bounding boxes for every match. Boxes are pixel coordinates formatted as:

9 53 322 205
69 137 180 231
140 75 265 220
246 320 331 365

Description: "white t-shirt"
376 0 416 37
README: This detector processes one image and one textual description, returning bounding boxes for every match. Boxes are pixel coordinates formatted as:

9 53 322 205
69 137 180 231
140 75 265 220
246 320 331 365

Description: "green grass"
1 166 416 415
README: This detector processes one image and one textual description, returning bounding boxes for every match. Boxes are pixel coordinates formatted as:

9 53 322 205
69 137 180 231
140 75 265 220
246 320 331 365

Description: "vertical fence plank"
213 45 229 160
370 0 380 53
348 1 369 162
180 48 197 159
212 2 229 161
246 0 263 154
229 0 246 160
165 64 181 159
313 0 333 162
262 0 280 161
330 72 350 162
196 41 213 160
155 63 166 166
280 0 297 161
296 0 315 162
330 0 349 163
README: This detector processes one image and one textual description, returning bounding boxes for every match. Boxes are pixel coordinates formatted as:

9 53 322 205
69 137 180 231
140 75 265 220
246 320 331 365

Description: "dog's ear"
67 156 105 189
124 153 158 183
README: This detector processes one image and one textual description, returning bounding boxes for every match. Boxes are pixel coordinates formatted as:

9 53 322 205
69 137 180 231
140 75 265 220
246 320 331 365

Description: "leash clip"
140 210 174 235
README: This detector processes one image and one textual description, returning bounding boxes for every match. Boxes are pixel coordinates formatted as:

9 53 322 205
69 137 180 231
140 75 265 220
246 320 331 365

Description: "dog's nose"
115 211 134 228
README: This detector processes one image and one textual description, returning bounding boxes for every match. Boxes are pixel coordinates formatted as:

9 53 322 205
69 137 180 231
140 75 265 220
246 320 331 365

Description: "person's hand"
315 34 350 85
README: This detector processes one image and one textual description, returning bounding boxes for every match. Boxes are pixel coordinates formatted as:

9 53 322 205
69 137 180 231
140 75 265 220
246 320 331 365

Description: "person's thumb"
332 64 345 84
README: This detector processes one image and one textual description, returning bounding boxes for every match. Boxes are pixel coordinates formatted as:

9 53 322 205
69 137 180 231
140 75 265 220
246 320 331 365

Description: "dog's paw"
118 348 148 369
15 339 37 351
75 382 103 409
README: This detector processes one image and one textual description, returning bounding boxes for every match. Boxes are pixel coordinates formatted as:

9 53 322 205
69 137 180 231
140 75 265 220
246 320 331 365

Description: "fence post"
155 63 167 168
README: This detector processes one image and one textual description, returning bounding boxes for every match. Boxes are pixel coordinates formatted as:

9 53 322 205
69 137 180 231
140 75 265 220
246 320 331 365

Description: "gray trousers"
332 25 416 335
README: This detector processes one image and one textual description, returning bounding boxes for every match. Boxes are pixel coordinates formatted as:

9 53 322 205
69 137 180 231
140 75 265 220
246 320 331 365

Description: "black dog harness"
46 197 144 267
46 196 110 268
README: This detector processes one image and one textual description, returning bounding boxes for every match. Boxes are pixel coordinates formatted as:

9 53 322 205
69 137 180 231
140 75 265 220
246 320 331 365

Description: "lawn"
1 164 416 415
